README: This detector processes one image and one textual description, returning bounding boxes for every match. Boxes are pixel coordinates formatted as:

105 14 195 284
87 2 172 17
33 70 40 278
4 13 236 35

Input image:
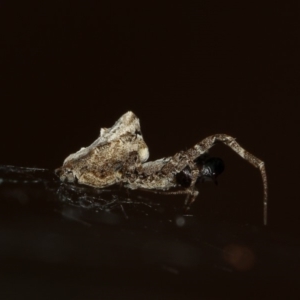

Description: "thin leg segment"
188 134 268 225
140 188 199 211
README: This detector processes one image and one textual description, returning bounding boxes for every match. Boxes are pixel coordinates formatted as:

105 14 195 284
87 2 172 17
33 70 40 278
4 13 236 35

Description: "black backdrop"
0 1 299 294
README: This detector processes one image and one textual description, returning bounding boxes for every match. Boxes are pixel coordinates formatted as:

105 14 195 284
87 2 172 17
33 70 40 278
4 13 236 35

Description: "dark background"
0 1 299 298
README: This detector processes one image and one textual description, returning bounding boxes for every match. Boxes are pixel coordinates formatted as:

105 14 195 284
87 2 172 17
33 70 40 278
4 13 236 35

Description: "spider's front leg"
186 134 268 225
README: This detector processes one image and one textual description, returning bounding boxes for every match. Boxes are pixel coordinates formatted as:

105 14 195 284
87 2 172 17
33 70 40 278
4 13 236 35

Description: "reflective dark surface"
0 166 299 299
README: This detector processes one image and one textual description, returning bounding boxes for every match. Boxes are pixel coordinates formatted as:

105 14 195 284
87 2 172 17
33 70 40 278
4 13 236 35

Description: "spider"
56 112 268 224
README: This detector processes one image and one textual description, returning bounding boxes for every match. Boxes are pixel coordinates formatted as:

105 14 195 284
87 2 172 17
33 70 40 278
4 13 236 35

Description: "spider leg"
141 188 199 213
188 134 268 225
183 189 199 209
134 187 197 204
138 188 189 196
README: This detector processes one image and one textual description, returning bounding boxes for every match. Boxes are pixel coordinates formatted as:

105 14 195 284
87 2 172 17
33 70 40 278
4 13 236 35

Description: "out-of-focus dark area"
0 1 299 298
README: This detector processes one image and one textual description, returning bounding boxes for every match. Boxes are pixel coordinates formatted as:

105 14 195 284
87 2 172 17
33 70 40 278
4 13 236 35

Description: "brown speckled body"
55 111 149 188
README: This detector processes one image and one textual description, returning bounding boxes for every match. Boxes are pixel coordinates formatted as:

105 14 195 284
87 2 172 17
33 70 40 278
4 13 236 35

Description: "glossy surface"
0 166 299 299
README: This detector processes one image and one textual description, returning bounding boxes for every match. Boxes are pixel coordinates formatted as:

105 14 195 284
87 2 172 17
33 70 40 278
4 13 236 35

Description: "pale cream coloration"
56 111 149 187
